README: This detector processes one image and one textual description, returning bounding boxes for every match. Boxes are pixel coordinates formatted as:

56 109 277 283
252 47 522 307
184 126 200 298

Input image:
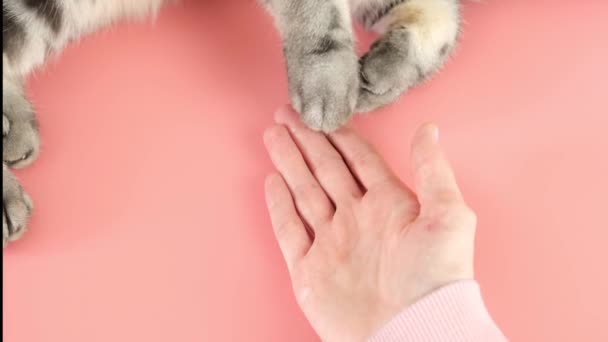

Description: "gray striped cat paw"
3 165 33 248
3 82 40 168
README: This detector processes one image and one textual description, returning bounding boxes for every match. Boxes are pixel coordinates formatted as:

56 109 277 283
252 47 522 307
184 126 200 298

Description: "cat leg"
3 65 39 248
2 0 45 247
356 0 460 112
264 0 359 132
2 69 38 248
3 0 61 248
2 0 166 247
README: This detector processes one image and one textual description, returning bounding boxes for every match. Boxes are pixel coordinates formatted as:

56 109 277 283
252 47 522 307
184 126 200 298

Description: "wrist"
368 280 506 342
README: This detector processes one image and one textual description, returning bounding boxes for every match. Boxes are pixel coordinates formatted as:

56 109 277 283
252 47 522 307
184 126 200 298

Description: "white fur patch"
374 0 459 72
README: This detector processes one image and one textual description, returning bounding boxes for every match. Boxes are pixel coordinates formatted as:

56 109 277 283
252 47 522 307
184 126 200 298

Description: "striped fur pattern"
2 0 461 247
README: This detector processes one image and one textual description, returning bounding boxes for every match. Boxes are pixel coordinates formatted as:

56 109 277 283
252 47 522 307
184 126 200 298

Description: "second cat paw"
356 28 419 113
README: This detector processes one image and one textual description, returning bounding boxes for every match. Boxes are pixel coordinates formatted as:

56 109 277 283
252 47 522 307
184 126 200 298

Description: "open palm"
264 107 477 342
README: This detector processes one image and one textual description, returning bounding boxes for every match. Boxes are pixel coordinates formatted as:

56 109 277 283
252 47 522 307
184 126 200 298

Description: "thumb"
410 123 463 209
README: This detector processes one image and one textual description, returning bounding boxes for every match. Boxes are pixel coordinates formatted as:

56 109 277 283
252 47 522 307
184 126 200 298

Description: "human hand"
263 106 477 342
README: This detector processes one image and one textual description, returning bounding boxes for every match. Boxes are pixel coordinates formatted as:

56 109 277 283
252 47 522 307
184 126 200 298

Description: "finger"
410 123 463 208
275 106 362 203
328 127 398 190
265 173 312 273
264 125 334 228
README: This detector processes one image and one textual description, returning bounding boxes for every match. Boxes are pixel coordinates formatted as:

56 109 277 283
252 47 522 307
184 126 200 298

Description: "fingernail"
273 108 282 121
432 125 439 143
274 105 292 122
275 107 301 134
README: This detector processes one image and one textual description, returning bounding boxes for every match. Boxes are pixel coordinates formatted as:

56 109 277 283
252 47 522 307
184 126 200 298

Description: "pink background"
3 1 608 341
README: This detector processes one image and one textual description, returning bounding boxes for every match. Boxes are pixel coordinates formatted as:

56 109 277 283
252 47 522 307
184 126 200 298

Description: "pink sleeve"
368 280 507 342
